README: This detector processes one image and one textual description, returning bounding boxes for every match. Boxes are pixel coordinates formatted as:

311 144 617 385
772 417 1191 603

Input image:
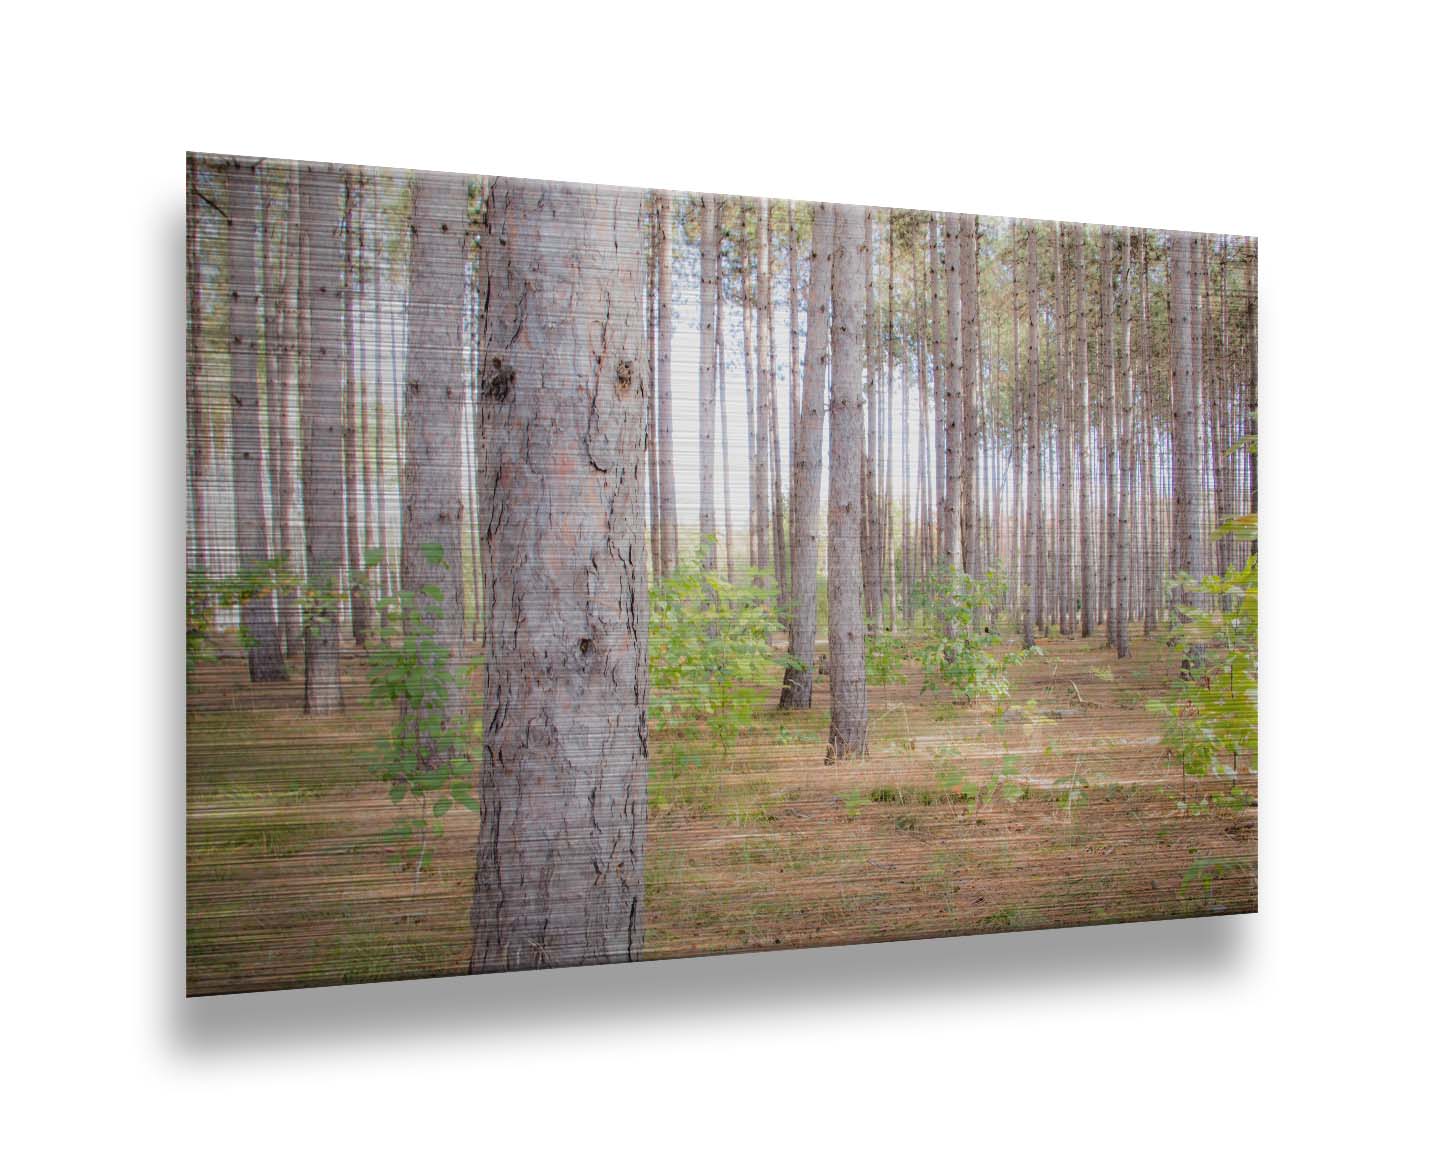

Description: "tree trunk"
342 172 371 647
762 200 788 610
750 211 772 582
827 204 868 761
260 168 303 655
186 155 211 584
942 214 964 578
297 164 345 712
1024 224 1041 650
1117 229 1134 658
1074 224 1093 637
960 213 981 577
699 196 719 570
471 179 649 972
399 171 468 777
655 192 679 574
370 178 392 603
1172 233 1203 598
779 204 833 710
716 203 736 581
356 180 378 622
646 202 662 580
225 158 287 682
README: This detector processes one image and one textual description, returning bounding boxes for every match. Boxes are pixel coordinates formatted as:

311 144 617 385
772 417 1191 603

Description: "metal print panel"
185 153 1258 995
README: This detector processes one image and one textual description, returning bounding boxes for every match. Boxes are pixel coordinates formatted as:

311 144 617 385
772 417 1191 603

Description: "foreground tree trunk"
471 180 649 972
297 164 346 712
778 203 833 710
400 172 468 772
827 204 868 761
225 158 287 682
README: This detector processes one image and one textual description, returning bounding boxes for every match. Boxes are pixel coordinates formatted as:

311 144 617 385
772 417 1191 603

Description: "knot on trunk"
615 359 634 396
482 358 515 403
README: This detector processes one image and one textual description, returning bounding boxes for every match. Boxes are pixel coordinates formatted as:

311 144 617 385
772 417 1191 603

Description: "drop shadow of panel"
168 913 1254 1057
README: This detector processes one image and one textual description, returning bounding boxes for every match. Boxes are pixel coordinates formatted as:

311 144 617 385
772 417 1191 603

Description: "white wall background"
4 3 1434 1148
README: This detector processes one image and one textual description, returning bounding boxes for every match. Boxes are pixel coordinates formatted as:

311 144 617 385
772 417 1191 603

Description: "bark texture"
470 179 649 972
225 158 287 682
298 164 346 714
827 204 868 761
400 172 468 768
778 203 833 710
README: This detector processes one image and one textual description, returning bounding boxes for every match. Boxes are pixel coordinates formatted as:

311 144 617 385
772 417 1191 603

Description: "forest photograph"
185 152 1258 995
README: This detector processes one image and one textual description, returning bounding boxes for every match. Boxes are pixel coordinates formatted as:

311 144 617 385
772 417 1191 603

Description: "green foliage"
1149 528 1258 783
366 546 478 878
864 631 909 686
186 557 297 669
1179 855 1256 906
649 546 788 756
912 568 1029 704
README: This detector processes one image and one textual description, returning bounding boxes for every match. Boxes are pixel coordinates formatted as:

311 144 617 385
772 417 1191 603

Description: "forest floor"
186 632 1257 995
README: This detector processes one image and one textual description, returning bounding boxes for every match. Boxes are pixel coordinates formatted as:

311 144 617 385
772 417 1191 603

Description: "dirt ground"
186 633 1256 995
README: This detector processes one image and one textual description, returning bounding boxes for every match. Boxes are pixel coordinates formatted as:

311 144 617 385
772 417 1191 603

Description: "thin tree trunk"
751 209 772 581
827 204 868 761
342 172 371 646
779 203 833 710
961 213 980 577
186 156 211 584
655 192 679 574
699 195 719 570
740 216 760 572
1024 224 1041 650
401 170 467 773
471 179 648 972
762 200 788 611
357 179 378 617
297 163 345 713
1117 229 1134 658
942 214 964 579
716 203 736 582
646 201 662 581
370 176 392 604
260 168 302 655
225 158 287 682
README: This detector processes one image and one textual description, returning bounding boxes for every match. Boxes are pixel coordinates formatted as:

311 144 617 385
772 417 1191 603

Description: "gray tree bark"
470 179 648 972
1024 224 1042 650
225 158 287 682
942 214 964 577
260 169 302 655
186 155 211 584
716 203 736 581
778 203 833 710
400 172 468 773
699 195 719 570
655 192 679 574
1075 224 1093 637
827 204 868 761
342 173 371 646
1117 229 1134 658
298 163 346 714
